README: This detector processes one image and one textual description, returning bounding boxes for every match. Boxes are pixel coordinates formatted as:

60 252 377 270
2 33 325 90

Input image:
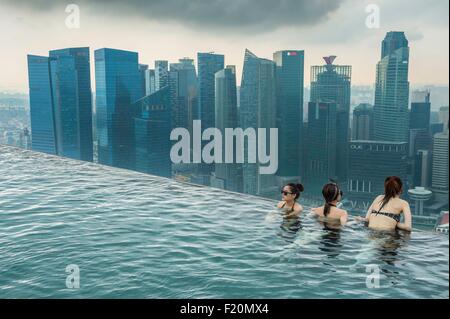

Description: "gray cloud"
3 0 344 31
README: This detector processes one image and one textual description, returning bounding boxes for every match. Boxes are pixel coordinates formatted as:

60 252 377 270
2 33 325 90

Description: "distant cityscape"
0 31 449 229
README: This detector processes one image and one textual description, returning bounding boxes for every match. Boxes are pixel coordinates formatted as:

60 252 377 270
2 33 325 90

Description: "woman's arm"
356 196 379 222
340 211 348 225
397 202 412 232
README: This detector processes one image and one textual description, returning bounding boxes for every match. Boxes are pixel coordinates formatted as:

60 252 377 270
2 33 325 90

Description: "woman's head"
322 182 343 216
281 183 304 201
384 176 403 197
379 176 403 210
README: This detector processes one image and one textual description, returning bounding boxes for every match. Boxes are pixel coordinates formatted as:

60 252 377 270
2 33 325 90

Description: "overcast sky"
0 0 448 92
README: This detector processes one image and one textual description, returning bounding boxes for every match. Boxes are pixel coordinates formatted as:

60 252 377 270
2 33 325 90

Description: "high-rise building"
431 132 449 202
240 49 277 196
139 64 148 98
348 140 408 205
132 87 172 178
94 48 141 170
352 103 374 141
145 69 156 96
169 58 198 132
273 50 304 182
439 106 449 132
27 47 93 161
310 56 351 185
373 32 410 142
155 60 169 91
305 101 337 195
414 149 431 187
27 55 58 155
213 65 242 193
410 90 431 130
197 52 225 180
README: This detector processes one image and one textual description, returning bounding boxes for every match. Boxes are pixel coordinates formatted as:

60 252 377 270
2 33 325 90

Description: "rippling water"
0 145 448 298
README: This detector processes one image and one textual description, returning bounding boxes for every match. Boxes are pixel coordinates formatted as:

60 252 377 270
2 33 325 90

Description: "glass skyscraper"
155 60 169 91
197 52 225 180
374 32 410 143
305 101 337 195
27 55 58 155
94 48 142 170
310 56 351 186
352 103 374 141
27 47 93 161
213 65 243 193
240 49 277 196
132 87 172 178
273 50 305 181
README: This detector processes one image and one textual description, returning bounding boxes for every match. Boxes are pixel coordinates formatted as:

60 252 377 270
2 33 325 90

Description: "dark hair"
379 176 403 211
322 182 342 216
285 183 304 200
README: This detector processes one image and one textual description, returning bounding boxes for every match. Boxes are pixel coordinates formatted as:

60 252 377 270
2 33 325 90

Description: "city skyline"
0 0 448 92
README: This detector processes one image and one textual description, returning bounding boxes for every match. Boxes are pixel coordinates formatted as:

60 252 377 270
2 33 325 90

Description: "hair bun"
296 183 304 193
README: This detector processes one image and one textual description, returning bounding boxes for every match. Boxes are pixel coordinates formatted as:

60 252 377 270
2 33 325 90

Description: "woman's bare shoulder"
277 201 285 208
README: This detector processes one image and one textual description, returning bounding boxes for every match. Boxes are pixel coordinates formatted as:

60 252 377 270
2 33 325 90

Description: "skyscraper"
305 101 337 194
138 64 148 98
374 32 410 142
213 65 242 193
410 90 431 130
352 103 374 141
273 50 305 182
27 47 93 161
431 131 449 202
169 58 198 131
310 56 351 185
27 55 58 155
240 49 277 196
197 52 225 180
145 69 156 96
132 87 172 178
155 60 169 91
348 140 408 206
95 48 141 170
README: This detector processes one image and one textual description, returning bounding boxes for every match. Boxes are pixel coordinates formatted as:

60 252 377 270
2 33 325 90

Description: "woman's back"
312 206 348 225
372 195 405 214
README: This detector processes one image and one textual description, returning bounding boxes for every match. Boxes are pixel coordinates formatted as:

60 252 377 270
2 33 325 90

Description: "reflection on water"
0 145 448 299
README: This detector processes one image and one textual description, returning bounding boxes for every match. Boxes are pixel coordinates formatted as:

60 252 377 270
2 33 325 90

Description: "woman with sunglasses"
277 183 305 218
312 182 348 226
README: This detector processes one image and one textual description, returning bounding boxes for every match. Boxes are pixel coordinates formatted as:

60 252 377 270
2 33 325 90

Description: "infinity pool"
0 145 448 298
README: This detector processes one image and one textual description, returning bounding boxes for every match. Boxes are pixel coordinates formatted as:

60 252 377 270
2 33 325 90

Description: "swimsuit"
370 210 401 223
281 201 295 213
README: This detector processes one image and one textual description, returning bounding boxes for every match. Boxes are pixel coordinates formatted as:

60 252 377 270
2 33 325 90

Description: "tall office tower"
414 149 431 187
132 87 172 178
348 140 408 205
95 48 141 170
197 52 225 181
240 49 277 196
273 50 305 183
439 106 449 132
155 60 169 91
431 131 449 202
145 69 156 96
310 56 351 186
138 64 148 98
410 90 431 130
352 103 374 140
373 32 410 142
169 58 198 132
305 102 337 195
212 65 243 193
27 47 93 161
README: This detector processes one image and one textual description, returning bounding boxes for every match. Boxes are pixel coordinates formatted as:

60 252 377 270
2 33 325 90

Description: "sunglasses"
281 190 294 196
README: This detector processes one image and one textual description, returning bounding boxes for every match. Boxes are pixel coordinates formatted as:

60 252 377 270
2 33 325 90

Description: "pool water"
0 145 448 298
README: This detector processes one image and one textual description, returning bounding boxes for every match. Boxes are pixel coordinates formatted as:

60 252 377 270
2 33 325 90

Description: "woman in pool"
356 176 412 232
312 182 348 226
277 183 304 218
